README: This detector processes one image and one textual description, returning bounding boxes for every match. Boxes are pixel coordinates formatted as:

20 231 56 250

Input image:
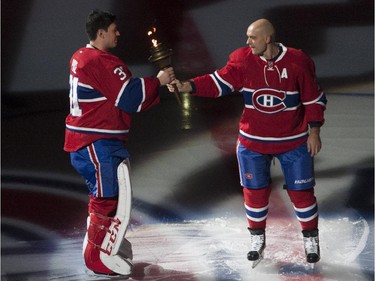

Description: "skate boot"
302 229 320 263
247 228 265 268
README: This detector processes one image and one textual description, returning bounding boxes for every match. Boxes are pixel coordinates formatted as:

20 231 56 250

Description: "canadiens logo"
252 88 286 114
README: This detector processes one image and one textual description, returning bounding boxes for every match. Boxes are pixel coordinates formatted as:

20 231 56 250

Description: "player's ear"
97 29 105 39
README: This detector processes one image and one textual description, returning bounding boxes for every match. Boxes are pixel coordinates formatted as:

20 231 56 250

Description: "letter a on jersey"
281 68 288 79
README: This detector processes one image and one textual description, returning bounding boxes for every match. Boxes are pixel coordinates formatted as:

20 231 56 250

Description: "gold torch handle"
172 84 182 106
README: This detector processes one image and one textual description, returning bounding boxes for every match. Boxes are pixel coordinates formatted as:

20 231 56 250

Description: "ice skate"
247 228 265 268
302 229 320 268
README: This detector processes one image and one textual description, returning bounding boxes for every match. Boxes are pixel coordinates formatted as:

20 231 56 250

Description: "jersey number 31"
69 75 82 117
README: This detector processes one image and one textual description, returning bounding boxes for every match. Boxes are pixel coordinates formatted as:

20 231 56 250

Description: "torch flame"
147 27 156 36
148 27 158 47
147 25 181 106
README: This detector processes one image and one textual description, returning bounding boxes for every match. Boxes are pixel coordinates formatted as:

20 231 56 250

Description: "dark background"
2 0 374 94
1 0 374 212
1 0 373 198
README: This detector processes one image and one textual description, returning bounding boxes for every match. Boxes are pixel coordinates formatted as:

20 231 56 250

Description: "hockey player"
168 19 326 267
64 10 175 276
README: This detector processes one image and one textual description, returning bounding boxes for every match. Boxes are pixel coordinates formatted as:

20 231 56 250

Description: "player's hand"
167 79 193 93
157 67 175 86
307 127 321 157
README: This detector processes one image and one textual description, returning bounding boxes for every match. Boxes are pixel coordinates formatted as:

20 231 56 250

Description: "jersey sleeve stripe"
78 97 107 103
78 82 94 89
214 71 234 90
115 78 146 112
115 80 130 107
77 84 106 101
209 73 223 97
136 78 146 112
212 71 234 97
302 92 327 106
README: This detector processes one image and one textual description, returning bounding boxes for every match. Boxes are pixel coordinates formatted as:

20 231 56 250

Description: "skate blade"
251 254 264 269
307 262 317 271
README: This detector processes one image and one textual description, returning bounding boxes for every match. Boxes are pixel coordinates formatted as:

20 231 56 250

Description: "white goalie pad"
100 159 133 275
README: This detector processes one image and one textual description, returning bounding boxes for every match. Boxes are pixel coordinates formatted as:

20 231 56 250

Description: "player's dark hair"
86 9 116 41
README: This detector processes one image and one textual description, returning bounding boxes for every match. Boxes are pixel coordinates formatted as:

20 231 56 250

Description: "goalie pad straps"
84 212 116 275
83 195 121 275
84 212 133 276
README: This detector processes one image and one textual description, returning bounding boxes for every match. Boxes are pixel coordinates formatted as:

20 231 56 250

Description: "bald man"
169 19 327 267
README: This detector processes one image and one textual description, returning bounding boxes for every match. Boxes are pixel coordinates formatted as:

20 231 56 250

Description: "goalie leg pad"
100 159 133 275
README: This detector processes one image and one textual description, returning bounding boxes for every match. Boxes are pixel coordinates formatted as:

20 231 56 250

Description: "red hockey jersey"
64 45 161 152
192 44 327 154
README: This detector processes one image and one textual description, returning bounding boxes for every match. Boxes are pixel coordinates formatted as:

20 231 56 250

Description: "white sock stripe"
293 203 317 213
246 214 268 222
244 203 269 212
297 212 318 222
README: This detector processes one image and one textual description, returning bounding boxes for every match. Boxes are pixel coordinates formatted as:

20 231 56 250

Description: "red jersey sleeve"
192 47 248 97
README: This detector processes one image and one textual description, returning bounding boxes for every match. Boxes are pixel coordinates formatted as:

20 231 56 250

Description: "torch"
147 27 182 106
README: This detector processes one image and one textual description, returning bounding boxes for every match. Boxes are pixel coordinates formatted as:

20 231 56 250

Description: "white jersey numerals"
69 75 82 116
114 66 127 81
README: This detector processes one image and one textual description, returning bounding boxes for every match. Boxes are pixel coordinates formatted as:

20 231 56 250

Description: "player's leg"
243 187 270 264
236 142 272 263
243 187 272 230
278 142 320 263
99 159 133 275
71 140 132 275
